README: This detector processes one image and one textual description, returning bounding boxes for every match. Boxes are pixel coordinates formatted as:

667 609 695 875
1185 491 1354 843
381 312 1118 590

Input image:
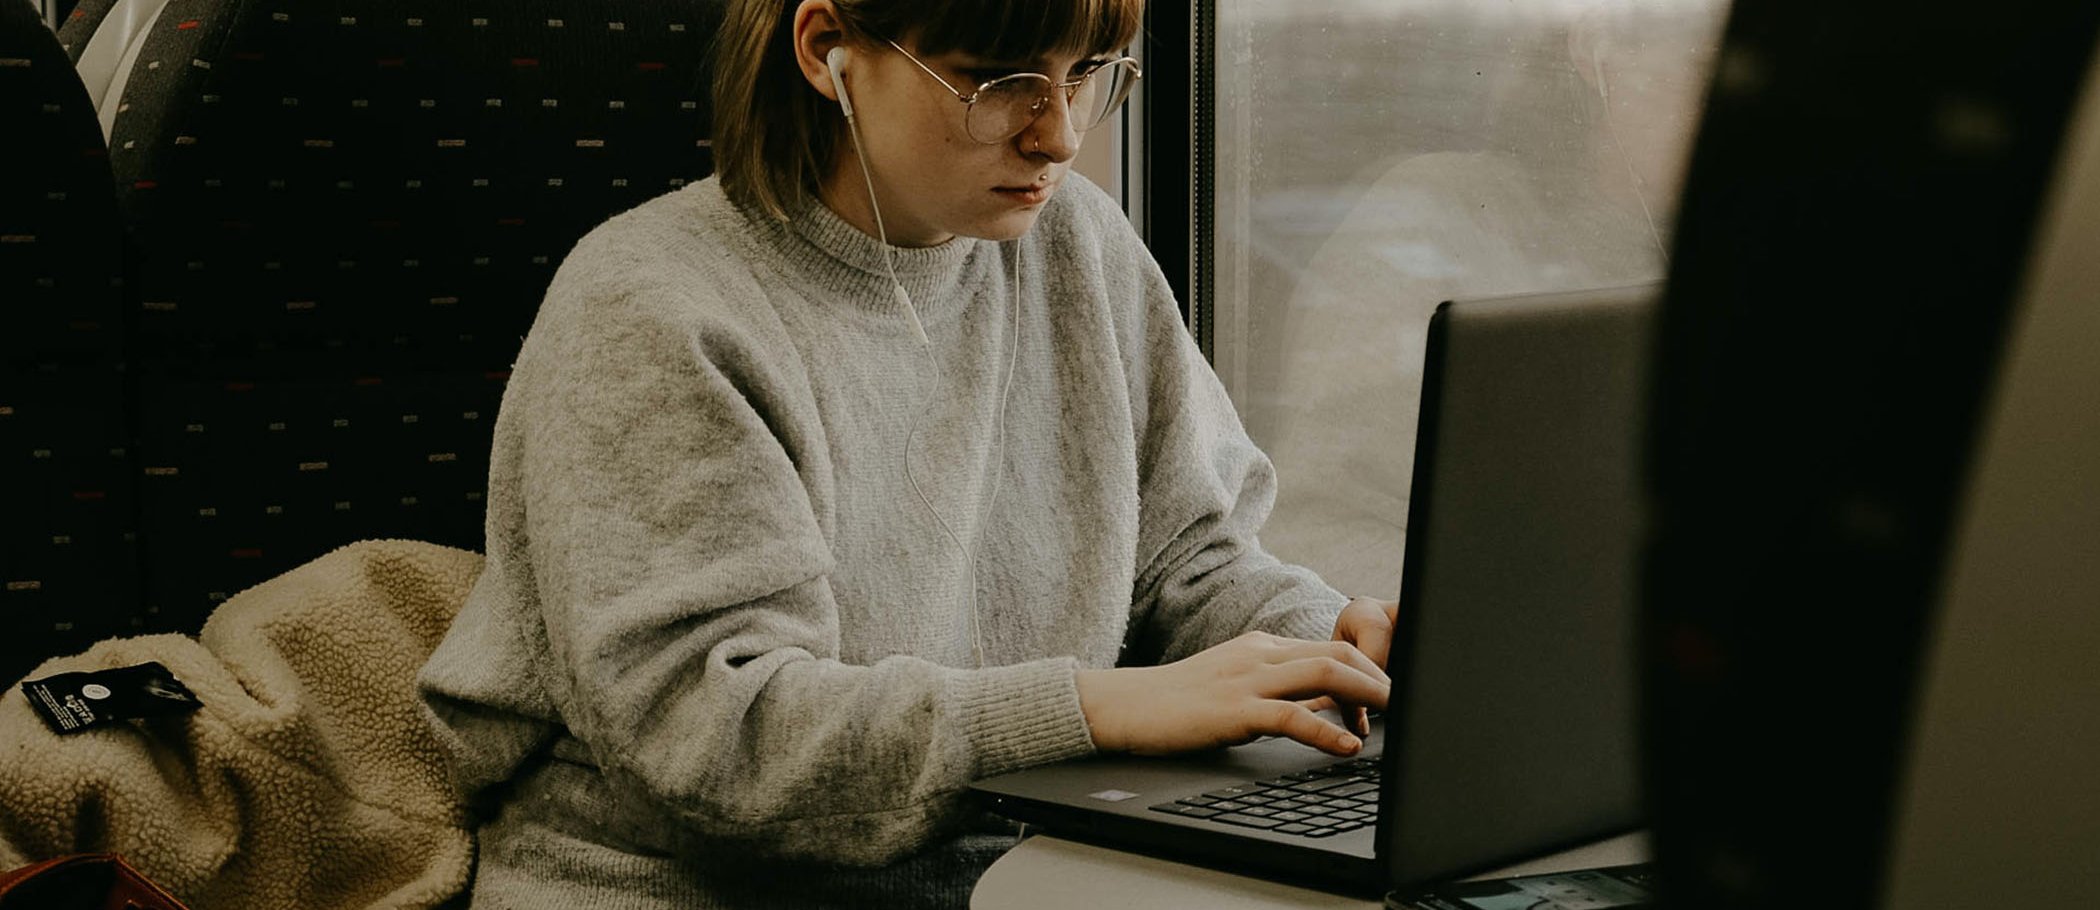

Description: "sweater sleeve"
510 278 1093 866
1108 230 1350 664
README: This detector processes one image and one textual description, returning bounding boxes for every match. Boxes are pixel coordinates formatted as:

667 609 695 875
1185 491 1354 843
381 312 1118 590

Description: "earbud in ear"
826 47 855 117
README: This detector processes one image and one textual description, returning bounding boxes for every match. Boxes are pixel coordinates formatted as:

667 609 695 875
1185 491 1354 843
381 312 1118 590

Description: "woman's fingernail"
1341 734 1362 751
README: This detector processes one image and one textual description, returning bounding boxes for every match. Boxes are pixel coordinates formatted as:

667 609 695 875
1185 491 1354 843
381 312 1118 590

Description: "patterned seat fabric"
101 0 723 638
0 0 139 684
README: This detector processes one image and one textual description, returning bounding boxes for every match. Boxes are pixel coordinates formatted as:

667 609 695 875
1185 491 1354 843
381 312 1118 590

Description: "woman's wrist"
1074 667 1133 753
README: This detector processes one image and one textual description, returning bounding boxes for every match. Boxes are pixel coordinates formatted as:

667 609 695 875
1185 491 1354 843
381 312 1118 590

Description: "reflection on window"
1213 0 1729 597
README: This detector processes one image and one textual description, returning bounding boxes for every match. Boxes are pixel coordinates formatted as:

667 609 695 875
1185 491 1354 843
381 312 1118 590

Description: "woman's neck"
816 156 953 248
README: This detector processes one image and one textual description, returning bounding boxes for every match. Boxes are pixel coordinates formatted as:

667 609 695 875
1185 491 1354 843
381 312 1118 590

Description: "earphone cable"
844 97 988 668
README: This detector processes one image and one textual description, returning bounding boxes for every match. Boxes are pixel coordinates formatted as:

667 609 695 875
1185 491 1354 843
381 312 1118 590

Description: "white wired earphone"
827 46 1023 669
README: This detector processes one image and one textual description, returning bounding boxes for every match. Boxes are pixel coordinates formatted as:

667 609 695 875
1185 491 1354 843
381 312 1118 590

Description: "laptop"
970 284 1658 895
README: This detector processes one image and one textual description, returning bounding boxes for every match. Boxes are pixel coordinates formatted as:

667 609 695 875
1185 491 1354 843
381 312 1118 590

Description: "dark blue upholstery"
0 0 140 684
5 0 724 680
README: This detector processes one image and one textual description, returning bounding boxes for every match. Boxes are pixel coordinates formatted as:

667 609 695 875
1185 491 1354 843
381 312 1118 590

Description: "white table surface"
971 831 1649 909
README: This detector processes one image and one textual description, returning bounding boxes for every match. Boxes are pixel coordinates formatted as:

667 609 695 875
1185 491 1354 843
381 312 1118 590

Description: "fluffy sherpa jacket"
0 539 481 910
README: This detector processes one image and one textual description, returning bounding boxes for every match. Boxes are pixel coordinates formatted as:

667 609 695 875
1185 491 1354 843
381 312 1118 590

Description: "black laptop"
970 284 1657 895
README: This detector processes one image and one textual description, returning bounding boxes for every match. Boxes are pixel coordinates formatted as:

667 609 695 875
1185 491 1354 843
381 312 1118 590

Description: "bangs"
856 0 1144 61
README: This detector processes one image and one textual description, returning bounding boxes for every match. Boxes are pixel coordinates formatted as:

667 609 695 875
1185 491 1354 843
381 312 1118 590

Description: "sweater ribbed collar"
787 194 980 286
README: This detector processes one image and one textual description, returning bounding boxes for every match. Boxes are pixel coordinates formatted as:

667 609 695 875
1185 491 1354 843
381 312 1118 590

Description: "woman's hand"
1075 631 1391 757
1320 596 1402 736
1332 596 1401 670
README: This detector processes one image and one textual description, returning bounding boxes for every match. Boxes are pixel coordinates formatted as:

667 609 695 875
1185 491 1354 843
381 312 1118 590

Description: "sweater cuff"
955 657 1096 780
1263 592 1350 642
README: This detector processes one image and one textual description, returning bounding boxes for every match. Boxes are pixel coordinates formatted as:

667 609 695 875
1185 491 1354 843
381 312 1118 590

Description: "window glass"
1213 0 1730 597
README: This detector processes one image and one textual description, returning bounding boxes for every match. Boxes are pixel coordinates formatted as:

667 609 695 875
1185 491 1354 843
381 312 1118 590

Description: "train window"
1205 0 1730 595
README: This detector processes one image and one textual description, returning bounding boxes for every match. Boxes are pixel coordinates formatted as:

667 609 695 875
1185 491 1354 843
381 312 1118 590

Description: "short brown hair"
714 0 1146 221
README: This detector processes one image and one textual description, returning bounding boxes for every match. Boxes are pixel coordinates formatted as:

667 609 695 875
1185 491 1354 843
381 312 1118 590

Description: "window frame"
1137 0 1215 358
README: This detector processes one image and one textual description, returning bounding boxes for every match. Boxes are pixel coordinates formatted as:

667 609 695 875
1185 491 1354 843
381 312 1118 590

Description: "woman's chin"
964 210 1046 243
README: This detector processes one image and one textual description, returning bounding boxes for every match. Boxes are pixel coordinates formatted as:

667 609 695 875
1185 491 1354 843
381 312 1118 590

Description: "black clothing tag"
19 662 202 735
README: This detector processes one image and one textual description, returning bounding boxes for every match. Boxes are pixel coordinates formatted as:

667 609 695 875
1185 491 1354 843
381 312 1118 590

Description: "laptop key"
1212 813 1285 829
1165 759 1382 835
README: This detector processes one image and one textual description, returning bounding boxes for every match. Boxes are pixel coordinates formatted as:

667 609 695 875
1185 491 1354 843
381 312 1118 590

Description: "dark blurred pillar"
1644 3 2100 908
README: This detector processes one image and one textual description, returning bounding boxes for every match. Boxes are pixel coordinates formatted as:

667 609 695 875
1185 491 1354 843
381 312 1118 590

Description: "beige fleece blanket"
0 539 483 909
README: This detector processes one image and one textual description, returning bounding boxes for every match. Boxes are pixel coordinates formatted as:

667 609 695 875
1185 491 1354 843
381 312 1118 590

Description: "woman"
417 0 1398 906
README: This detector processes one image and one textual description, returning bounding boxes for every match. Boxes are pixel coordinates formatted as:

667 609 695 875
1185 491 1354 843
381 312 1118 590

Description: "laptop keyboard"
1146 756 1381 837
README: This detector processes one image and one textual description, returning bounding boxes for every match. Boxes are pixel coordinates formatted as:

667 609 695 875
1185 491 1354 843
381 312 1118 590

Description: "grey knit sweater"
415 173 1347 909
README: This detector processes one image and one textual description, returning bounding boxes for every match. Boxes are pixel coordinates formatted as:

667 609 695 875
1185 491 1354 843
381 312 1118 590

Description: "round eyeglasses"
885 39 1143 145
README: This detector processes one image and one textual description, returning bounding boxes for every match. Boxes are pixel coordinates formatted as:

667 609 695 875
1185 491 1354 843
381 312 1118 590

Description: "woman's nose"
1020 89 1081 163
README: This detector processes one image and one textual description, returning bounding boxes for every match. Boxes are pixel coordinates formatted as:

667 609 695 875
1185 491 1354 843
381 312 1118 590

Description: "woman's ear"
793 0 848 103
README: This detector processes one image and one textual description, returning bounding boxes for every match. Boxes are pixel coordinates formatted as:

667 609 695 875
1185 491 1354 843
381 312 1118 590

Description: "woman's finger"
1297 697 1371 736
1269 638 1392 688
1297 695 1339 714
1325 638 1393 686
1254 700 1363 756
1260 657 1392 709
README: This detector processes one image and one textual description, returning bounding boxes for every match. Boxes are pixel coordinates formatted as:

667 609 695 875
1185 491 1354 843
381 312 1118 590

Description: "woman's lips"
993 182 1054 205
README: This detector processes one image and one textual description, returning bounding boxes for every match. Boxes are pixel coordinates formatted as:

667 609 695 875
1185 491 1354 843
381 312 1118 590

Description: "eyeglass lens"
965 61 1139 143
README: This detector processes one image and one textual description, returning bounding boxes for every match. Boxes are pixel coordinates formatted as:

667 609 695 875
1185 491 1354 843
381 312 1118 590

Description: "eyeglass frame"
881 38 1143 144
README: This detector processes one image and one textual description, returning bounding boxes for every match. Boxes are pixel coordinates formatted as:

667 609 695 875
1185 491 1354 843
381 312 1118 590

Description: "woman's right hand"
1074 631 1391 757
